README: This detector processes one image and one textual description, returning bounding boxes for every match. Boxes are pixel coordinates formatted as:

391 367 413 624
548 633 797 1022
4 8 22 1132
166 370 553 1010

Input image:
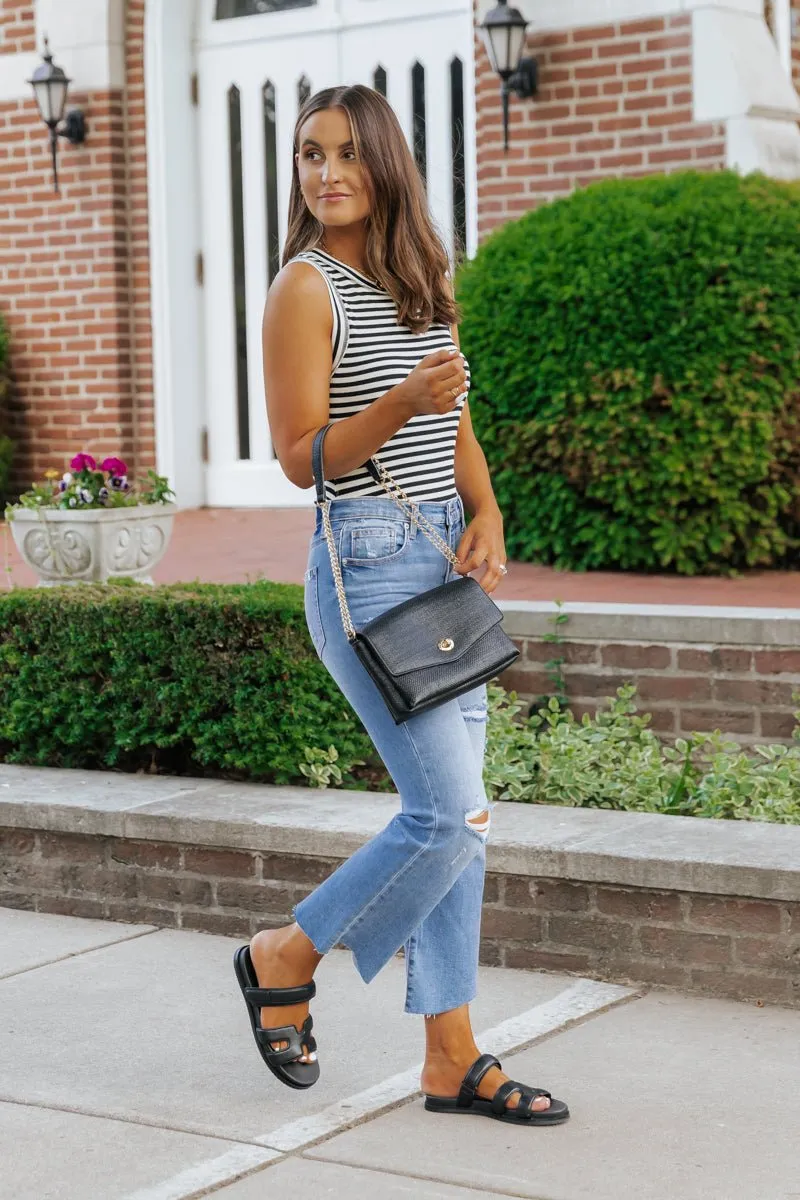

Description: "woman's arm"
451 324 507 594
263 265 467 490
264 264 410 489
453 401 501 522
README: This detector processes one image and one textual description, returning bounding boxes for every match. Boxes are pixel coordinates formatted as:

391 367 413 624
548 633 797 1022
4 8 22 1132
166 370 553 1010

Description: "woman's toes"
532 1095 551 1111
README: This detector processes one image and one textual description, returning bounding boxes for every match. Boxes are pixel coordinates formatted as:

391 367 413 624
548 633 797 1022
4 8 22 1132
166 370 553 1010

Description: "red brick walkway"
2 509 799 607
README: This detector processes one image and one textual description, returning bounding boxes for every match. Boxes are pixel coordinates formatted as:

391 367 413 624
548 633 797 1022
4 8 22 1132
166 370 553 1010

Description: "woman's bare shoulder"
263 259 331 328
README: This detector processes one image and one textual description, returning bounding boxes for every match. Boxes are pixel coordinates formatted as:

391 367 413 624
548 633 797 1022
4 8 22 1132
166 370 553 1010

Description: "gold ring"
451 386 461 398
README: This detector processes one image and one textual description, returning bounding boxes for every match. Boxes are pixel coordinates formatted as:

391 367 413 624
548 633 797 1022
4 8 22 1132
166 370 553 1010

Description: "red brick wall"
0 0 155 498
0 0 34 55
2 828 797 1008
502 640 800 744
475 13 726 239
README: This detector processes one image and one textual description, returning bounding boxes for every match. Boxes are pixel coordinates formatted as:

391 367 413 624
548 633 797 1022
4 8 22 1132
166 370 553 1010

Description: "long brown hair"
282 85 457 334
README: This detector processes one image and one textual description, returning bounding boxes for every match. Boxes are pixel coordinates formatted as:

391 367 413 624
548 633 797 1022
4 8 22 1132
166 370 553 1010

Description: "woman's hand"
453 505 507 595
395 348 468 417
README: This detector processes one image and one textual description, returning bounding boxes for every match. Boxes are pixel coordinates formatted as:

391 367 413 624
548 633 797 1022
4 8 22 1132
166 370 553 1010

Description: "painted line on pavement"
121 978 639 1200
123 1146 283 1200
258 978 638 1153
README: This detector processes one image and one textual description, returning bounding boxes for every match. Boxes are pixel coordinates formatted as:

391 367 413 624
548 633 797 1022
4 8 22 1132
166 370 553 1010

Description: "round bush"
457 171 800 574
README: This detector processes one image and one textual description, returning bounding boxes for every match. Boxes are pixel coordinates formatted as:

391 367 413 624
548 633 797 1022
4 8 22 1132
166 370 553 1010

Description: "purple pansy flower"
109 474 129 491
70 453 97 472
101 456 127 476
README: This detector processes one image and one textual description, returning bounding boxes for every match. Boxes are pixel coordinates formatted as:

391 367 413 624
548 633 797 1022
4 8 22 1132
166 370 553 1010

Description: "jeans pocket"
304 565 326 657
341 519 411 567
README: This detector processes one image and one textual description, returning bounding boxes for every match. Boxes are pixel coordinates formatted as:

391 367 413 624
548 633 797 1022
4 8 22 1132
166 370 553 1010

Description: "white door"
197 0 476 507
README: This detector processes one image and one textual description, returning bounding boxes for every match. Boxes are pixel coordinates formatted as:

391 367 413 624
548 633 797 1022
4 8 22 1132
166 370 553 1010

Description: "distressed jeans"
296 494 490 1015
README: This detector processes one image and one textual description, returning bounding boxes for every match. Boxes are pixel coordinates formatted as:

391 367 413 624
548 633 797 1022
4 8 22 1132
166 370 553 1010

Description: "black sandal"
424 1053 569 1125
233 945 320 1090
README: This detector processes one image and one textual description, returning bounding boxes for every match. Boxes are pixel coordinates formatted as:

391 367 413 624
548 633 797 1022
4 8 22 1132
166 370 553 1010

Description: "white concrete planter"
7 502 178 586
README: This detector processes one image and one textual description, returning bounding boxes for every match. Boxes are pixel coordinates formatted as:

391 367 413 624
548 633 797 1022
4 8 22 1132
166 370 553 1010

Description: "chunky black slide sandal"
233 945 320 1090
424 1053 569 1126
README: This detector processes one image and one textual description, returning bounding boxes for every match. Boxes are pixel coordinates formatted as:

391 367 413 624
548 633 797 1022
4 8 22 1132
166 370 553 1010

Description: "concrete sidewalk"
1 909 798 1200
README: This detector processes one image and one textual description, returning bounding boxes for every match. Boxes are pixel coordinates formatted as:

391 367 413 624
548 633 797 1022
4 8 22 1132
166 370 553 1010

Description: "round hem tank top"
288 248 470 503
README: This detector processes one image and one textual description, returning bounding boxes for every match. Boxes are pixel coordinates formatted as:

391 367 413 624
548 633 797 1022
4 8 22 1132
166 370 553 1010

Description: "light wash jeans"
296 494 490 1015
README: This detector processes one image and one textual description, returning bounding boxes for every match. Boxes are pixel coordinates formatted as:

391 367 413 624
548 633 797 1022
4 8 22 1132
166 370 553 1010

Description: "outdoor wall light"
480 0 538 151
27 37 87 194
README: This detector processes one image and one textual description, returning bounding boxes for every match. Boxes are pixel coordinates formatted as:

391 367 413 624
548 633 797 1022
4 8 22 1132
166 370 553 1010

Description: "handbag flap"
357 577 505 677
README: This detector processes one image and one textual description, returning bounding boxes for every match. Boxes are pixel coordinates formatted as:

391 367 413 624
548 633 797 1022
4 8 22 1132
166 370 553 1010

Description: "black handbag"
312 423 519 723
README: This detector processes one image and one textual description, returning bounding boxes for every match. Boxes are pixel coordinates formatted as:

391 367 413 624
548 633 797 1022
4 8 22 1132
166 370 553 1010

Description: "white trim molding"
144 0 205 508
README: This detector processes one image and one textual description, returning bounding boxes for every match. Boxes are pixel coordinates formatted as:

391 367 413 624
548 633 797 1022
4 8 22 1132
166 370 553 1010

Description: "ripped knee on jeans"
460 703 488 724
464 805 491 839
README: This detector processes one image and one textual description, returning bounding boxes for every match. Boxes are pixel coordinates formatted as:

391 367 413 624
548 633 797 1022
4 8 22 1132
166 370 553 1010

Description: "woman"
234 84 569 1127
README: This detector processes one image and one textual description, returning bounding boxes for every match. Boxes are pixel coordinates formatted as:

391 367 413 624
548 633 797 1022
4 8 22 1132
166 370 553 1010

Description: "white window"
215 0 316 19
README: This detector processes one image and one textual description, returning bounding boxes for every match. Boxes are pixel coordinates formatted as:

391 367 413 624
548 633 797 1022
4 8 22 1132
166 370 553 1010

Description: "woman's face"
296 106 371 229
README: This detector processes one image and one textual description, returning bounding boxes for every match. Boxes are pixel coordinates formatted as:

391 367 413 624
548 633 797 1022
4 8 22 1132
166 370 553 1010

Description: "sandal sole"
233 945 320 1091
424 1096 570 1126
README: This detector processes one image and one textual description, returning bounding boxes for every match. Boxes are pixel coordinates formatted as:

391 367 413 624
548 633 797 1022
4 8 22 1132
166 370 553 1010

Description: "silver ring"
498 563 508 575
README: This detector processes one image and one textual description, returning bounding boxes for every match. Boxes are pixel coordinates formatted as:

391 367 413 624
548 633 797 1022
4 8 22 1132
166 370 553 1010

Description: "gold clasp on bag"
438 638 455 652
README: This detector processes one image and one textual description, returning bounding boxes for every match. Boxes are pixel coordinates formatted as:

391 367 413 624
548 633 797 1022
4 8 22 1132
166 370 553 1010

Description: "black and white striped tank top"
290 248 470 502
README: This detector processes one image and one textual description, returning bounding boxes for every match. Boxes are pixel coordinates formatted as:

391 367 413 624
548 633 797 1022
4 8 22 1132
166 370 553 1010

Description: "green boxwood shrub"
457 171 800 575
0 580 382 787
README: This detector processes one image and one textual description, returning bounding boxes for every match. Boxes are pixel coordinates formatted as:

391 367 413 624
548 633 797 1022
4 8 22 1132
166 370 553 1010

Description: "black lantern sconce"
27 37 87 193
480 0 538 151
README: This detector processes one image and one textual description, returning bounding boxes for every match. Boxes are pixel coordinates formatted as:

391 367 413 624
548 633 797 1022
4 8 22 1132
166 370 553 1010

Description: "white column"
772 0 793 76
694 4 800 179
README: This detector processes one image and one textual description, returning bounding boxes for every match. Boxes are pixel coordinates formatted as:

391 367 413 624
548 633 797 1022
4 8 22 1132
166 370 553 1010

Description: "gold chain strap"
371 458 461 569
316 456 461 644
320 496 357 641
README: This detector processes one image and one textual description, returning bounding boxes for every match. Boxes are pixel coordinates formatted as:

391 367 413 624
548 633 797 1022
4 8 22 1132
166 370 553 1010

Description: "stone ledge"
1 764 798 903
498 601 800 646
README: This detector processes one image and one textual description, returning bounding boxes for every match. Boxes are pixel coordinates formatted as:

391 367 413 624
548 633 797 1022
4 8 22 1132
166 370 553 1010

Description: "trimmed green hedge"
0 580 382 787
2 582 798 821
457 171 800 575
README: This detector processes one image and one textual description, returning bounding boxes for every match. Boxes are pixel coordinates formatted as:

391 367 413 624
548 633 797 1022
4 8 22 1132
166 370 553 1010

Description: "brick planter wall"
500 608 800 746
2 828 797 1009
502 641 800 743
475 12 725 239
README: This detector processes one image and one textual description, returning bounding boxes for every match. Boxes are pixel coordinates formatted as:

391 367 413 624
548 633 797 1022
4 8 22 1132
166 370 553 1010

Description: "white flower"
68 497 77 507
78 487 93 504
62 471 72 483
